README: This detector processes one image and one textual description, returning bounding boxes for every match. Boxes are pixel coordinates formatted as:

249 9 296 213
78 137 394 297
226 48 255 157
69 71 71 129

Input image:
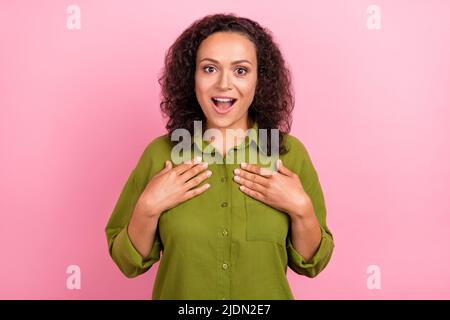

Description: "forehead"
196 32 257 62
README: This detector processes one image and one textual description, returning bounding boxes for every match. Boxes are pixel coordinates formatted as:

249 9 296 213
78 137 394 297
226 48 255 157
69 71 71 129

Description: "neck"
204 116 254 153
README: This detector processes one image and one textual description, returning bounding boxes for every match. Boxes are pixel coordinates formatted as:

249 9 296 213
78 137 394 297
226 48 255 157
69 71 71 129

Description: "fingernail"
201 162 208 168
205 183 210 188
194 156 202 163
241 162 247 168
234 168 240 175
206 170 212 176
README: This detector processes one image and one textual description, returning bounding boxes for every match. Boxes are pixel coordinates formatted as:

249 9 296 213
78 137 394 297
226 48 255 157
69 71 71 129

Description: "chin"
207 117 234 128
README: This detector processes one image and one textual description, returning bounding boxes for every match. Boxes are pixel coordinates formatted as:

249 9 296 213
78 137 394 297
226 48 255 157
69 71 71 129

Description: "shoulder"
280 134 314 176
143 133 173 158
282 133 310 162
133 133 173 184
283 134 308 156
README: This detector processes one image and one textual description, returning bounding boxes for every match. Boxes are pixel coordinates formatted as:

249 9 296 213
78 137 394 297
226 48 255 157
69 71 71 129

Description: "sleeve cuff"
111 223 162 277
287 225 334 278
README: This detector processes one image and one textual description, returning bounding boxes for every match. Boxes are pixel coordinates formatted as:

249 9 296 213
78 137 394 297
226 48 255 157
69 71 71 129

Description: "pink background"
1 0 449 299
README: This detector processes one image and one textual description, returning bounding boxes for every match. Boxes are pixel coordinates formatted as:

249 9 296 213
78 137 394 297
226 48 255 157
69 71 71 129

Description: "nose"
217 71 232 90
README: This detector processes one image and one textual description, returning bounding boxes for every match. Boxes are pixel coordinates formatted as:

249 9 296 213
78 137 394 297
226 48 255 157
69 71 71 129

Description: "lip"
211 97 237 115
212 96 237 100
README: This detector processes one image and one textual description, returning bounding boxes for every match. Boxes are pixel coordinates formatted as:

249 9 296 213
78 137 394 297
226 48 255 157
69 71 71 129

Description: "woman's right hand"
134 156 211 218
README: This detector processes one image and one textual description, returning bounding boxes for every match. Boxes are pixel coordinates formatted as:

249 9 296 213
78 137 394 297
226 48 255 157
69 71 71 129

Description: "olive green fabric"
105 120 334 300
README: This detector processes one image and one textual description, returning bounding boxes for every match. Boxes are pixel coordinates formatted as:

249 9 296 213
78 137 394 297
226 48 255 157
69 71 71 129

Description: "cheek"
195 76 213 97
240 80 257 100
195 78 212 111
194 83 206 101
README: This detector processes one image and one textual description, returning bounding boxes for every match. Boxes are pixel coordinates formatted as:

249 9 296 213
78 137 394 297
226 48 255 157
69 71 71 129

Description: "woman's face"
195 31 258 131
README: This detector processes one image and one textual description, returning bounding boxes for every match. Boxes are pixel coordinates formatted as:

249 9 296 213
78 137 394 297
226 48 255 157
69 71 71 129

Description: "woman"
105 13 334 300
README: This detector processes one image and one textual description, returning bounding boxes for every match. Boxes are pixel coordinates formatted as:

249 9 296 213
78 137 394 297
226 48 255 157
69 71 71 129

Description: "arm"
127 199 161 259
105 167 163 279
285 140 335 278
105 140 210 278
289 204 322 263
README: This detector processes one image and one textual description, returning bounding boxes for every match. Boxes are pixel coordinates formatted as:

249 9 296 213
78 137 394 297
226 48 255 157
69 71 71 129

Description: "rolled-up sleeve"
105 143 163 278
287 225 334 278
109 221 162 278
285 137 335 278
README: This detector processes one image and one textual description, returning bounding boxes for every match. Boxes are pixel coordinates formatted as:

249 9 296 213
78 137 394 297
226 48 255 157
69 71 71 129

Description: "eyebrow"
199 58 253 65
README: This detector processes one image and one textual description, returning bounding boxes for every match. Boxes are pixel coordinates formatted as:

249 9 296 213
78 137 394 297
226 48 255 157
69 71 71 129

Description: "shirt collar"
191 120 260 154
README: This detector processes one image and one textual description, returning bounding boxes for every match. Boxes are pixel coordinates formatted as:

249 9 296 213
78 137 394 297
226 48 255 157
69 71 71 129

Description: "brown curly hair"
158 13 294 156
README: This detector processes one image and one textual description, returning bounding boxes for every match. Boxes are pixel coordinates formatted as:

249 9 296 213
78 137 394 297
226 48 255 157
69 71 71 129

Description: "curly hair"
158 13 294 156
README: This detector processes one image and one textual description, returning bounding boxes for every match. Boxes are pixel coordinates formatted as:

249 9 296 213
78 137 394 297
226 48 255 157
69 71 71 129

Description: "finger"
182 155 202 165
183 182 211 201
239 185 265 202
180 161 209 182
233 173 267 194
276 159 293 176
240 162 274 177
163 160 173 171
184 169 212 190
174 156 202 175
154 160 173 177
233 167 270 187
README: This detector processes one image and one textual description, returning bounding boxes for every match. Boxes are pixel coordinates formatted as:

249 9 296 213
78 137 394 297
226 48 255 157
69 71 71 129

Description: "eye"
235 67 248 76
202 66 216 73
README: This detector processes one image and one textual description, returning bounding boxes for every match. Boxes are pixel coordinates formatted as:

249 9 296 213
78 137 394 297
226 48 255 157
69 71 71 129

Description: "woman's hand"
232 159 314 219
135 156 212 218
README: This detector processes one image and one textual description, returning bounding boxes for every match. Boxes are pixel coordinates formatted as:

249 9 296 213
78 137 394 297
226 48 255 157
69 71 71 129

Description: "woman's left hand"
233 159 314 219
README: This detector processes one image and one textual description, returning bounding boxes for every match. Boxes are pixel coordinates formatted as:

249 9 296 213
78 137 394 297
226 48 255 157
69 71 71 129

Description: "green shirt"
105 120 334 300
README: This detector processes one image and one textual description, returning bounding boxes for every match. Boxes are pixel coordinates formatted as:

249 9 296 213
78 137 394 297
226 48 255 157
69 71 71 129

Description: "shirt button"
221 177 227 183
221 202 228 208
222 297 226 300
222 263 228 270
222 229 228 236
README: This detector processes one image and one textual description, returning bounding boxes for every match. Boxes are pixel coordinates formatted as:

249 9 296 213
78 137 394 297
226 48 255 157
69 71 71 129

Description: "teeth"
213 98 234 103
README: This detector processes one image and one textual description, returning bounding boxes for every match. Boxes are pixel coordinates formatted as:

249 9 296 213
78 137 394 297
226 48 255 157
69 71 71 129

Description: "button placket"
218 162 231 300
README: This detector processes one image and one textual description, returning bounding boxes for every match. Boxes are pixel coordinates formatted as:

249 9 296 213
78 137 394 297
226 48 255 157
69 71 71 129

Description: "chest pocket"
244 196 289 247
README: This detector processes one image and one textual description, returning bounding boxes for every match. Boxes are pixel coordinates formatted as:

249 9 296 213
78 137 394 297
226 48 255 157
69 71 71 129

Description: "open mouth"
211 97 237 114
